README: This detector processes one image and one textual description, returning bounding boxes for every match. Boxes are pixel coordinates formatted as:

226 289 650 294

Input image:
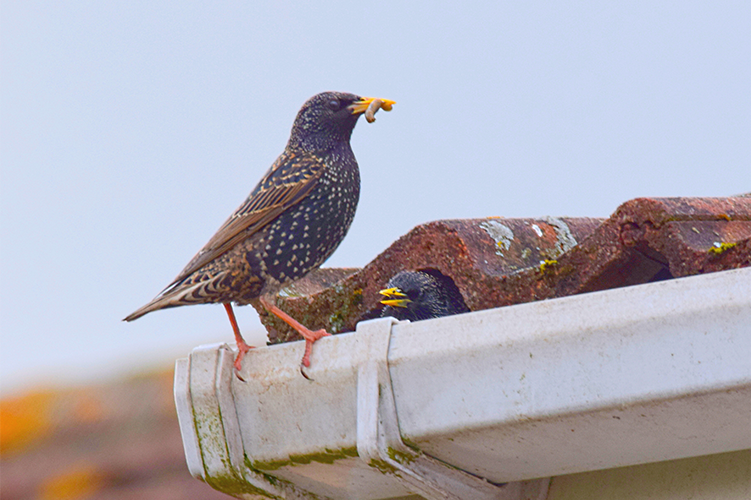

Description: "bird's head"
379 270 470 322
288 91 394 151
379 271 435 321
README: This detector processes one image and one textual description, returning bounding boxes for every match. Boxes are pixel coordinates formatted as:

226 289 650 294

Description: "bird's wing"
166 151 326 288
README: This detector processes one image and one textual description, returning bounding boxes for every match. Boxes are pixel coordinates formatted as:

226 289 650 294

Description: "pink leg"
259 296 331 367
224 303 253 375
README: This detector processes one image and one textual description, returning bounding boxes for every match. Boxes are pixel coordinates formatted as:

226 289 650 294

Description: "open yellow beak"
379 287 410 308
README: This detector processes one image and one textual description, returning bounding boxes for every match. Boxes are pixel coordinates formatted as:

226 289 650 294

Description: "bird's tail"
123 274 226 322
123 297 175 322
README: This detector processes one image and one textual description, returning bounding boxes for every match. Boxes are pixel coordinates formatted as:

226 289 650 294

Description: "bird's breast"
253 156 360 287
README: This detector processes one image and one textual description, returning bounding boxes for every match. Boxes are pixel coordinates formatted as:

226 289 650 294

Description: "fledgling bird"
379 270 470 321
125 91 395 375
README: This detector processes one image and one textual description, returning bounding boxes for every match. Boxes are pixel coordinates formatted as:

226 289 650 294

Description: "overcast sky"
2 2 750 395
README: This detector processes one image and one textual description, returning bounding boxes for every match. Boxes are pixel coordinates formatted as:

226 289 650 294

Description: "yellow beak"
380 298 410 308
379 287 410 308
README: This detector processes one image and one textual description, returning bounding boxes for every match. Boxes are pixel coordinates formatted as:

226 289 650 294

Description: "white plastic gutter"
174 267 751 500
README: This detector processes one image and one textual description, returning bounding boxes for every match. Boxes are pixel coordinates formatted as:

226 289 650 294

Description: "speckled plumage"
125 91 393 371
380 271 469 322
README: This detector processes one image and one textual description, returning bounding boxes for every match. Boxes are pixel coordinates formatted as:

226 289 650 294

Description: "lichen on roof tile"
258 196 751 344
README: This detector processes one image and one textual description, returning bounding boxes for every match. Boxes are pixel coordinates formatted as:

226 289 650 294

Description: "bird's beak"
379 287 410 308
348 97 396 115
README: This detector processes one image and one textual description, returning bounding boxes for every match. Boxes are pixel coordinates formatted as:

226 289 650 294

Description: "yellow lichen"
539 259 558 274
708 242 736 255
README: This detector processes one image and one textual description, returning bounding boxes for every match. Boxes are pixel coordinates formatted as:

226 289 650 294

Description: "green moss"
262 473 279 486
401 437 420 451
368 457 399 474
351 288 364 306
387 446 417 465
325 288 365 334
290 447 359 466
248 457 289 471
709 242 736 255
243 455 293 487
328 311 345 333
204 472 282 499
247 447 358 471
193 413 356 496
192 406 283 497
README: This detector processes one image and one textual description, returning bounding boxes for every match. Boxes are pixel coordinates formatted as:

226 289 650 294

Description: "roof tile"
259 196 751 343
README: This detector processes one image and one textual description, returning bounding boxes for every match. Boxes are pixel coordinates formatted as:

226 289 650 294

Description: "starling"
125 91 395 374
379 270 469 321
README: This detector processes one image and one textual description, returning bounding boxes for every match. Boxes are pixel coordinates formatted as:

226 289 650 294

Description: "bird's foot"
300 328 331 367
233 338 254 381
224 303 254 381
259 296 331 378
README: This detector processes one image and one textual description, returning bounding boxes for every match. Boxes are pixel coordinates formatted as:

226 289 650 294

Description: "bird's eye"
327 98 340 110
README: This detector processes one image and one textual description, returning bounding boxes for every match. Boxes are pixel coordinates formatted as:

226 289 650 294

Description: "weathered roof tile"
259 196 751 343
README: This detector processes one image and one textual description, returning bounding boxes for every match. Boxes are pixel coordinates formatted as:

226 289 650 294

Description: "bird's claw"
300 364 313 381
233 358 247 381
232 340 253 382
298 329 331 381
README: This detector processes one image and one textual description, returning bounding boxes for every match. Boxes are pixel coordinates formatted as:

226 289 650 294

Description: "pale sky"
2 1 750 395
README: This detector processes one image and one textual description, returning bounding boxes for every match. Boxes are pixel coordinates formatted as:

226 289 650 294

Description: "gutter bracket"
355 318 550 500
175 343 324 500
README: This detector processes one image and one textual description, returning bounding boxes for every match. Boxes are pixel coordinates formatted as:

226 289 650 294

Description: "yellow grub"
365 98 396 123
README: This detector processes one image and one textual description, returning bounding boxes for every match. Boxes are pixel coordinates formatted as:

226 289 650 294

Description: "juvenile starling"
125 91 395 374
380 270 469 321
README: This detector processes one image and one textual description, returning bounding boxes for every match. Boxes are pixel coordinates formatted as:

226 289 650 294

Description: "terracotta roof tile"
260 196 751 343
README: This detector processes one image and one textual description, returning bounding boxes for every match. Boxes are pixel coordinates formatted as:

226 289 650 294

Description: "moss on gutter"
247 446 359 471
192 408 283 498
387 446 417 465
401 436 420 451
204 472 282 499
367 457 399 475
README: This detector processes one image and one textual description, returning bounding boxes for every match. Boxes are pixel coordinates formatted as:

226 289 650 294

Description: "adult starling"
125 91 395 374
380 270 469 321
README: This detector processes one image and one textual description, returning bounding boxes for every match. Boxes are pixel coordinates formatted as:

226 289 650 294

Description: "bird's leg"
224 303 253 375
259 296 330 368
